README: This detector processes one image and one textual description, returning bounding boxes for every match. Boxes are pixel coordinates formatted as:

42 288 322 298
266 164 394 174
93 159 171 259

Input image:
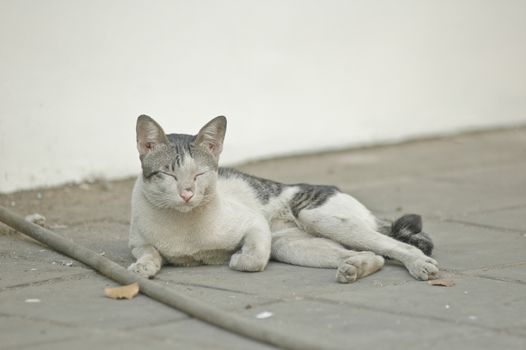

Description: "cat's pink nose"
180 190 194 203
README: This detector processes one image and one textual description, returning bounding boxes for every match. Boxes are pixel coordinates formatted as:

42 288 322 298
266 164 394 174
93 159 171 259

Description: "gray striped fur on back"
219 168 283 204
218 168 339 216
288 184 339 217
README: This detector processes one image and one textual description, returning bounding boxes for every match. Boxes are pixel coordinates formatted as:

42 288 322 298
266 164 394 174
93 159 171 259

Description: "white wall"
1 0 525 193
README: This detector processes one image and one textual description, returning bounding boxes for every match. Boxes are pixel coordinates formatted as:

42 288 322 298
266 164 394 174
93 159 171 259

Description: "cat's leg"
128 245 164 279
271 228 384 283
229 218 272 272
295 192 439 280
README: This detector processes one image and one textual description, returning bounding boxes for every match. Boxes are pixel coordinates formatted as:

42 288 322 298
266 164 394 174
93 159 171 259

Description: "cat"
128 115 438 283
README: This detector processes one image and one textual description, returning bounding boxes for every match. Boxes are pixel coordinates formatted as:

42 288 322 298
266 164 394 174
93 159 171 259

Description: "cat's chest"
151 215 239 251
140 200 251 259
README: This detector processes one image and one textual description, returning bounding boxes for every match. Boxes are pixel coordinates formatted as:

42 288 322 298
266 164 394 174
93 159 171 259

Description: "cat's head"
136 115 226 213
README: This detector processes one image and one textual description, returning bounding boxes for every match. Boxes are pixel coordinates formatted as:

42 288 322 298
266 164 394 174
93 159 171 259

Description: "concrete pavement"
1 127 525 349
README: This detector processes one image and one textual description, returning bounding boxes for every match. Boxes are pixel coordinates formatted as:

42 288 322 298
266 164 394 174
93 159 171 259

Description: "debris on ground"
25 298 41 303
428 279 455 287
24 213 47 227
255 311 273 319
51 260 74 267
104 282 140 300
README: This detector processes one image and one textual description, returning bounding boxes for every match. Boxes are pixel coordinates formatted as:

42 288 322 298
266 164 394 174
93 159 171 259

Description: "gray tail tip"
392 214 434 256
392 214 423 234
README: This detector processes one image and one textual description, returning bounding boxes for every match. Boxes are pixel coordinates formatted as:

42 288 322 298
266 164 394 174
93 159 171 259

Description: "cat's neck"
184 190 220 217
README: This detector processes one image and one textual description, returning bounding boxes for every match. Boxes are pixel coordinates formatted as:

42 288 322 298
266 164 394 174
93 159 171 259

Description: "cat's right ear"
136 115 168 157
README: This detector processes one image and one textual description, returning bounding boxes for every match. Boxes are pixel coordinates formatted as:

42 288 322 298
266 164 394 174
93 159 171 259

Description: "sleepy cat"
128 115 438 282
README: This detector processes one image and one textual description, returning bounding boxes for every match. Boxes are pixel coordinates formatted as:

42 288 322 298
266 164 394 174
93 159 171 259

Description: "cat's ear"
194 116 227 159
136 115 169 157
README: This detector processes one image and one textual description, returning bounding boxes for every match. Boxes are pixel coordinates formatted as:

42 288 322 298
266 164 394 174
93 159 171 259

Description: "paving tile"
317 276 526 336
0 315 80 349
470 263 526 284
425 220 526 271
424 329 526 350
331 160 526 221
14 331 184 350
158 279 278 311
237 298 526 349
0 234 93 289
136 318 276 350
0 277 187 330
453 205 526 233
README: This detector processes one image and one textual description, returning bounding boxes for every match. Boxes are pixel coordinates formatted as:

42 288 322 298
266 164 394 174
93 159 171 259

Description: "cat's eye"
148 171 177 181
146 171 160 179
194 172 206 180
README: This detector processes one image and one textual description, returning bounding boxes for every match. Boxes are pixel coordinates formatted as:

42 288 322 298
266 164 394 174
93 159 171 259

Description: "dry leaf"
104 282 139 300
428 279 455 287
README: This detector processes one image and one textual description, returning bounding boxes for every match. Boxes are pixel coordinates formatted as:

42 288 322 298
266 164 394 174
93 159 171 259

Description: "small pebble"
25 299 41 303
256 311 273 319
372 280 383 287
468 315 478 321
25 213 47 226
445 304 451 309
36 192 43 200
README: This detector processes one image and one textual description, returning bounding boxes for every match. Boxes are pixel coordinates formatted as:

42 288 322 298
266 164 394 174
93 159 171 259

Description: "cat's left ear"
136 115 169 157
194 116 227 159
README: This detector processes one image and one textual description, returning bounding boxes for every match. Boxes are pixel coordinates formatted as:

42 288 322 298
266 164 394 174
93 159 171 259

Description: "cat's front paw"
229 253 267 272
406 256 439 280
128 260 160 279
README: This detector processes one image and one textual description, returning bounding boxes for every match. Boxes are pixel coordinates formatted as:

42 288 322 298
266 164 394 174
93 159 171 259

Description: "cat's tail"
378 214 434 256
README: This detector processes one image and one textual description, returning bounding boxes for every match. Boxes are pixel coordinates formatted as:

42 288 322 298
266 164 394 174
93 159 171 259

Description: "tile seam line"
444 219 526 234
162 280 260 296
301 296 526 338
0 271 97 293
0 312 196 344
1 318 197 350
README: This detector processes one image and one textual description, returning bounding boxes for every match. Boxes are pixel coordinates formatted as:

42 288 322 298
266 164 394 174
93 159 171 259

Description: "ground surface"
1 127 525 350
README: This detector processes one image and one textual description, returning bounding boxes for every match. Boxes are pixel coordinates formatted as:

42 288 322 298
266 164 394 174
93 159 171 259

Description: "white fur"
129 175 272 277
129 174 438 281
129 116 438 282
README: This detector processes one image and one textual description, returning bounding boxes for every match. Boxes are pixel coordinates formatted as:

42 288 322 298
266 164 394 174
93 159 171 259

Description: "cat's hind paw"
336 261 358 283
336 252 385 283
407 256 439 280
